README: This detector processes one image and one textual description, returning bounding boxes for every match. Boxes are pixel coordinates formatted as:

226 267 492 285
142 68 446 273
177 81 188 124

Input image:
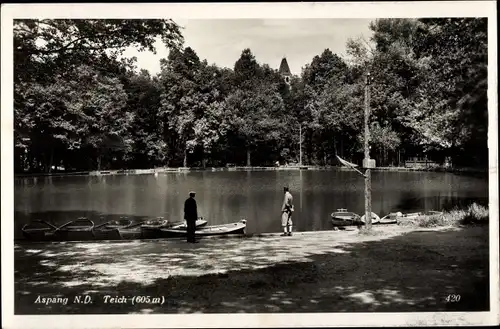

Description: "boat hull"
22 229 57 241
170 219 208 230
157 221 247 238
379 210 444 225
378 218 398 225
331 211 363 227
331 219 364 227
92 228 123 240
140 219 208 239
54 229 95 241
117 228 143 240
21 220 59 241
360 212 381 224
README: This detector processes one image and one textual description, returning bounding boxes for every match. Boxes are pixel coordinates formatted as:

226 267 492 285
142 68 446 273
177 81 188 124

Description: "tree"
158 47 201 166
345 19 442 165
13 18 488 172
413 18 488 166
159 48 231 167
343 18 488 167
188 64 230 167
303 49 349 92
299 49 353 164
233 48 260 89
17 65 132 172
123 69 166 168
14 19 183 84
14 19 184 173
221 49 288 166
223 85 285 166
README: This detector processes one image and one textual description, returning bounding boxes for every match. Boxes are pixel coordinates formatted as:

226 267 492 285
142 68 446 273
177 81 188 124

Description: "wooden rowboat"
156 219 247 238
119 218 209 240
54 217 95 241
380 210 444 224
21 220 59 241
20 216 211 241
360 212 381 224
331 209 364 227
169 218 208 230
95 217 134 229
93 218 134 240
140 217 171 239
378 212 401 224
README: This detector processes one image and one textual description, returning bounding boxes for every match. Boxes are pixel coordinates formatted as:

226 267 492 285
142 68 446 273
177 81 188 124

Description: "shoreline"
14 165 488 178
14 225 490 314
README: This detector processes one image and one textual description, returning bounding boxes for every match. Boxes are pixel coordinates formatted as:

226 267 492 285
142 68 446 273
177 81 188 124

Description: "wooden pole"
299 124 303 166
364 72 372 229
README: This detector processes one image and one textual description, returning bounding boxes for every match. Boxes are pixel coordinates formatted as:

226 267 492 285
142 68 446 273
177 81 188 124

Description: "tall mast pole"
364 72 372 229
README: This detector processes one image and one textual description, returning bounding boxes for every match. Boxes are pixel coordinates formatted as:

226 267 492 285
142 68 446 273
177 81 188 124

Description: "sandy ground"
14 224 489 314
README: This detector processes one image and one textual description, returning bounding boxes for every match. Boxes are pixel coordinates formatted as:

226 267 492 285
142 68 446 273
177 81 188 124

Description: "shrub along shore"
397 203 489 228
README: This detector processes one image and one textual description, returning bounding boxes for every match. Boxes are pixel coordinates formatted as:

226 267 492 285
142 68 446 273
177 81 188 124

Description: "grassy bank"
15 225 489 314
398 203 489 228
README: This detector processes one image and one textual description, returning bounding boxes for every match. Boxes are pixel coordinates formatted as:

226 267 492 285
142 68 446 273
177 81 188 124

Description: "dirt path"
15 225 489 314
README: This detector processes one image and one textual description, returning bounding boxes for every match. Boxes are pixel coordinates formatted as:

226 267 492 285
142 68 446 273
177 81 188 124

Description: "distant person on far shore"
281 186 294 236
184 191 198 243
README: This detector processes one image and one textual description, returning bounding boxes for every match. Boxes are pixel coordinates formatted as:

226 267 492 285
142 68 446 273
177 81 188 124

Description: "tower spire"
279 56 292 85
279 57 291 76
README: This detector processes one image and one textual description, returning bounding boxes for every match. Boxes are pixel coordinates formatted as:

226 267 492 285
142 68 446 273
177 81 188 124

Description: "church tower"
279 56 292 85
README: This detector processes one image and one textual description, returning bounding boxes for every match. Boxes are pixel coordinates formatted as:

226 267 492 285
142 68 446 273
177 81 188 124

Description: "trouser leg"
281 212 288 233
187 221 195 242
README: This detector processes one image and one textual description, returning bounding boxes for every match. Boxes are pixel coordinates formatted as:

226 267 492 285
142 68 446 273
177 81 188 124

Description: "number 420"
445 294 461 302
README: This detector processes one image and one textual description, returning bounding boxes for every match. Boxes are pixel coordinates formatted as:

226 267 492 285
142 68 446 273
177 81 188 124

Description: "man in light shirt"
281 186 294 236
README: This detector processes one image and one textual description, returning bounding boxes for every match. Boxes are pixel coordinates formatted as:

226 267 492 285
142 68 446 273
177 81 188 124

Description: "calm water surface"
14 170 489 236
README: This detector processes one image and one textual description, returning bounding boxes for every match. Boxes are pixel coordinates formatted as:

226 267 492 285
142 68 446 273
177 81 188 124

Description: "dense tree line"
13 18 488 173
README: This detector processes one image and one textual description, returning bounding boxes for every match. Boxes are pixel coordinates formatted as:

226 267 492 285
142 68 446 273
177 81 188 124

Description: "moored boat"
116 222 144 240
157 219 247 238
21 220 59 241
95 217 134 229
20 216 213 242
379 210 444 224
379 212 401 224
169 218 208 230
140 217 170 239
331 209 364 227
54 217 95 241
93 218 134 240
360 212 381 224
119 217 209 240
397 212 421 220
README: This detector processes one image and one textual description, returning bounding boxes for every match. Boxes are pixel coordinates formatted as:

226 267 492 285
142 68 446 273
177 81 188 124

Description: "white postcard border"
2 2 498 328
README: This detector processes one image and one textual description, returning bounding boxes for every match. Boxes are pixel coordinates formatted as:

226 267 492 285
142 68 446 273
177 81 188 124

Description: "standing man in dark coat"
184 191 198 243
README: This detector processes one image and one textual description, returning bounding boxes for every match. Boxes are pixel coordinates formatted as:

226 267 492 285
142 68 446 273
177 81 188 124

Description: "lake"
14 170 489 237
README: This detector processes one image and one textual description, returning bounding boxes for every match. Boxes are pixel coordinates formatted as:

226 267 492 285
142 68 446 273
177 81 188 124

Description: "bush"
460 203 489 225
397 203 489 228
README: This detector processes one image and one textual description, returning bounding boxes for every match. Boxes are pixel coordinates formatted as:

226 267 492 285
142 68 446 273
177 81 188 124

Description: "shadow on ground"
15 226 489 314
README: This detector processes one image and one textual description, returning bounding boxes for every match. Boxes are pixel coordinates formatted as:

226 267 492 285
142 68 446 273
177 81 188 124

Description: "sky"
122 19 374 76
